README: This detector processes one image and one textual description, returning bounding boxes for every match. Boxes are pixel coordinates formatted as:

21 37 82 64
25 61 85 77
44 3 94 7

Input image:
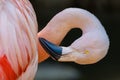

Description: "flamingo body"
0 0 38 79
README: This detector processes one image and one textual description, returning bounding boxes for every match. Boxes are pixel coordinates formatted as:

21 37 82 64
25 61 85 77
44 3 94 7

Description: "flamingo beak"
39 38 62 61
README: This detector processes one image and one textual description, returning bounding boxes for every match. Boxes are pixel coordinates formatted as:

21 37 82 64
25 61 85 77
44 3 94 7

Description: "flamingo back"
0 0 38 80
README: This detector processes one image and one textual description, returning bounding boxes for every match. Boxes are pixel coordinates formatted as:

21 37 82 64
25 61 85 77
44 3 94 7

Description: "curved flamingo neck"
39 8 103 45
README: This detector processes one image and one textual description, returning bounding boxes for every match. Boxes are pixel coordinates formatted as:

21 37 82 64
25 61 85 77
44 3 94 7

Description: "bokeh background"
30 0 120 80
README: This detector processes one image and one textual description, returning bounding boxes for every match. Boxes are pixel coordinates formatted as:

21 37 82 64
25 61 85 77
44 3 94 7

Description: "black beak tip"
39 38 62 61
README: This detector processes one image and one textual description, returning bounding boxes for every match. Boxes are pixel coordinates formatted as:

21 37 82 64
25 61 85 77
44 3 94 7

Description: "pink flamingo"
0 0 38 80
0 0 109 79
38 8 110 64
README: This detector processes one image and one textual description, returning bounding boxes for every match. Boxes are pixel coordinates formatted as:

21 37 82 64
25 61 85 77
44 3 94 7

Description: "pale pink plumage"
0 0 38 80
38 8 110 64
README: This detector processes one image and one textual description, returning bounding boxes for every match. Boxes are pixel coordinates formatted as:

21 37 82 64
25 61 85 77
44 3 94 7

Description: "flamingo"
0 0 38 80
38 8 110 64
0 0 109 79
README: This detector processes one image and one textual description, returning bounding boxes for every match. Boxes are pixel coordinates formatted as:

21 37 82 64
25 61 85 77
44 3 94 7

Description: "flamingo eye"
84 50 89 54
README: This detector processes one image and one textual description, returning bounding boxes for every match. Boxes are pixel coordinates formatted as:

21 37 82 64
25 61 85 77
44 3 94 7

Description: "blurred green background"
30 0 120 80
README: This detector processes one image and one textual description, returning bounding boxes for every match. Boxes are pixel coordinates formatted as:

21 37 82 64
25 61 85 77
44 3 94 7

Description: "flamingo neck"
39 8 102 44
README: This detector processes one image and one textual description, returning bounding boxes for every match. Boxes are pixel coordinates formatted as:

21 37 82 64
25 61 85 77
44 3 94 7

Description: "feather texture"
0 0 38 79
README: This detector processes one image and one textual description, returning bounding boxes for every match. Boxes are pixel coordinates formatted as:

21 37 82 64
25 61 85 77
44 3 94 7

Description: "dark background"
30 0 120 80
